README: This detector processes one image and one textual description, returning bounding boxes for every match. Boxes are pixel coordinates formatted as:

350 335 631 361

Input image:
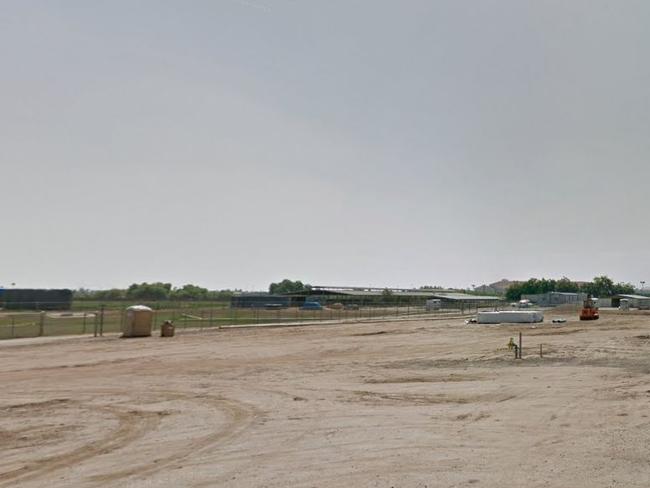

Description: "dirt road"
1 311 649 487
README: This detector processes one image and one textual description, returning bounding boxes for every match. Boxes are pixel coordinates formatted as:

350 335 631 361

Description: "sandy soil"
1 310 650 487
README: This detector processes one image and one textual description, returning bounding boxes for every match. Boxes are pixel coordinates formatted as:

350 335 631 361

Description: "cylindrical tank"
161 320 175 337
619 299 630 311
122 305 153 337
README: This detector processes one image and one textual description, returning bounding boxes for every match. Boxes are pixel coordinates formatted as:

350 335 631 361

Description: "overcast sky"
2 0 649 291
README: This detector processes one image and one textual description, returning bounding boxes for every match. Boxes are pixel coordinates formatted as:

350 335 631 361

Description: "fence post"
99 305 105 337
11 315 15 338
83 313 87 334
39 311 45 336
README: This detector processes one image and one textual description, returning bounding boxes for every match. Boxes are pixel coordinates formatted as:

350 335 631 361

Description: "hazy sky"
2 1 649 291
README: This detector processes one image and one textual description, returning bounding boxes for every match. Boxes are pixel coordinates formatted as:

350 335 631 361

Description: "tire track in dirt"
6 387 268 487
0 404 161 487
89 391 258 486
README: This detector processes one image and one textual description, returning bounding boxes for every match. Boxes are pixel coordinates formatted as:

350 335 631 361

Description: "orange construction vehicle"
580 294 599 321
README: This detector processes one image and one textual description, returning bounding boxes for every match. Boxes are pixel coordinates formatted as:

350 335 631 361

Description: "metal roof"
284 286 502 301
431 293 501 301
613 294 650 300
309 289 438 297
310 285 454 293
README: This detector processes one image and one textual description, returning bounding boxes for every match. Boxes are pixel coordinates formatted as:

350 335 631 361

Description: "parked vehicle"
344 303 360 311
301 302 323 310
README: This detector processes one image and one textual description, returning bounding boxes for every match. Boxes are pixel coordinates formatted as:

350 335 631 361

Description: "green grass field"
0 303 452 340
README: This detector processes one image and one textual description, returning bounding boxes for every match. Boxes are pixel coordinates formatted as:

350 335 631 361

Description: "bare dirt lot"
1 310 650 487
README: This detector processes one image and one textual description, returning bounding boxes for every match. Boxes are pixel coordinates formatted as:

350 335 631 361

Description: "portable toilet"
122 305 154 337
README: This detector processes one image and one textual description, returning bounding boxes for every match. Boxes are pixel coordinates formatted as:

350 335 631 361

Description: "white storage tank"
477 311 544 324
122 305 154 337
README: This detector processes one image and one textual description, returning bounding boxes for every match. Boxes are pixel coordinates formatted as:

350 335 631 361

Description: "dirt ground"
1 310 650 488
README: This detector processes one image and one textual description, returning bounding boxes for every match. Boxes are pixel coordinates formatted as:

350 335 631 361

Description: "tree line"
74 278 314 302
506 276 635 301
74 283 238 302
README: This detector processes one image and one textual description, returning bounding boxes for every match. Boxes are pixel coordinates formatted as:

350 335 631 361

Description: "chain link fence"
0 299 499 340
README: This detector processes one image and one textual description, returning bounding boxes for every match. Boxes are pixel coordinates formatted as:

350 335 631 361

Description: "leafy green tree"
95 288 126 300
583 276 635 297
126 282 172 301
269 279 311 294
73 288 93 299
206 289 237 301
507 275 635 300
613 282 636 295
169 284 209 301
74 288 125 300
556 277 580 293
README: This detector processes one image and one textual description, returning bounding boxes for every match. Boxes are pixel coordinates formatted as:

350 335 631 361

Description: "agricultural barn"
522 292 586 307
611 294 650 310
431 292 502 309
285 286 501 309
0 289 73 310
231 293 290 309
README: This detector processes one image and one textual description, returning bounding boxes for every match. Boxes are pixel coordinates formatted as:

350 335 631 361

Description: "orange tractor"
580 294 599 321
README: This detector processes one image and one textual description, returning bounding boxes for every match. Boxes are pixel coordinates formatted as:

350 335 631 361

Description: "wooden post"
540 343 543 358
99 305 105 336
39 311 45 337
518 332 522 359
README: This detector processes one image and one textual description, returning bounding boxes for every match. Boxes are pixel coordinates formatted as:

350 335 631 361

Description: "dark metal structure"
230 293 290 309
0 288 73 310
283 286 502 309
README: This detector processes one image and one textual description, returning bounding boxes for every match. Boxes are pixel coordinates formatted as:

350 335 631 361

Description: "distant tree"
126 282 172 301
206 289 237 301
75 285 242 302
555 277 580 293
269 279 311 294
95 288 126 301
583 276 635 297
169 284 209 301
506 275 635 300
74 288 125 300
73 288 93 299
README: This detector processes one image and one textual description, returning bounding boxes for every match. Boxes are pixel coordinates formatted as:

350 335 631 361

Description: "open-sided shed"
611 294 650 309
